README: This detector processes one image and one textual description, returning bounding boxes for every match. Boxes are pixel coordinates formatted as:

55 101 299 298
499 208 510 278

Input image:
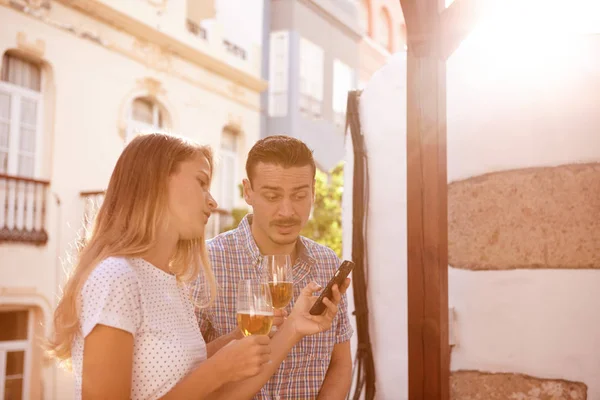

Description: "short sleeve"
334 285 354 343
80 258 142 338
326 253 353 344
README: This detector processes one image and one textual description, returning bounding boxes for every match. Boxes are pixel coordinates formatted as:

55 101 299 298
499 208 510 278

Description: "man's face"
243 162 314 247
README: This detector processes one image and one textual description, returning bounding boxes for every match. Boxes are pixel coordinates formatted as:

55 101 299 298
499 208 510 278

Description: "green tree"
300 163 344 257
221 163 344 258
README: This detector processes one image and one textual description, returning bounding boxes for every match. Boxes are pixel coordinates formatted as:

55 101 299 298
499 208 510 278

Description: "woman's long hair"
46 132 216 367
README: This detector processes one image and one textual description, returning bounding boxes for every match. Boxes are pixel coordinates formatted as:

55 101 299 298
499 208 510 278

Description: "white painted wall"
348 33 600 398
344 51 408 400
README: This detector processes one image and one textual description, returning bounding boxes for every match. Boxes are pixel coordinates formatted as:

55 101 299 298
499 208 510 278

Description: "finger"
301 282 322 297
260 354 271 365
340 278 351 294
258 344 272 355
273 316 286 327
322 297 339 315
253 335 271 345
330 284 342 304
248 367 262 377
273 309 288 318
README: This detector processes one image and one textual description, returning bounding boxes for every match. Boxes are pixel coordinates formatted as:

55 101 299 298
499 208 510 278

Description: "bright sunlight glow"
451 0 600 82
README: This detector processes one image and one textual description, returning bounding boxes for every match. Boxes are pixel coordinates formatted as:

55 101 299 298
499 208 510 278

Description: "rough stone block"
451 370 587 400
449 163 600 270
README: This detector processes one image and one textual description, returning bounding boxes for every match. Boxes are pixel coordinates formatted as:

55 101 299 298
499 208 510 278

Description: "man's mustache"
270 218 301 227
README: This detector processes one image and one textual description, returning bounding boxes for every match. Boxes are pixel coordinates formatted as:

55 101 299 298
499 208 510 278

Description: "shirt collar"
236 214 316 267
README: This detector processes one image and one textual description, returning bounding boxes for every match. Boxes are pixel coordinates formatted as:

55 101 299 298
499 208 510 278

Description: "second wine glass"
262 254 294 310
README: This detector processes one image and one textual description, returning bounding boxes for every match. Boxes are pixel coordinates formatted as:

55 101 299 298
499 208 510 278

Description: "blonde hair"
47 132 216 366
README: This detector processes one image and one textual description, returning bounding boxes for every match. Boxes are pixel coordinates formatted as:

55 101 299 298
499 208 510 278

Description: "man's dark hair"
246 135 316 184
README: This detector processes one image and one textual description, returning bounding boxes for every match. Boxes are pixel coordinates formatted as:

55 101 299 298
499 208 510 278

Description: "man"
195 135 353 399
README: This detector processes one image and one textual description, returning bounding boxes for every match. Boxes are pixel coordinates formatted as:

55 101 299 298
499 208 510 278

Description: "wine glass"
261 255 294 310
236 279 274 336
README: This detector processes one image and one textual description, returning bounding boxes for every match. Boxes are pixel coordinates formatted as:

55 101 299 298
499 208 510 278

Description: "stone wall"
449 163 600 270
451 371 587 400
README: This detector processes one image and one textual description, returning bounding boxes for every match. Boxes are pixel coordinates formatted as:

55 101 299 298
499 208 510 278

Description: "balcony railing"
80 190 231 238
0 174 50 245
80 190 106 232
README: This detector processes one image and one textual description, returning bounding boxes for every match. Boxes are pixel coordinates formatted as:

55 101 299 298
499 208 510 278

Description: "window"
359 0 371 35
0 53 42 178
332 60 354 127
268 31 289 117
299 38 324 119
218 128 238 211
0 310 33 399
377 8 392 51
125 97 165 143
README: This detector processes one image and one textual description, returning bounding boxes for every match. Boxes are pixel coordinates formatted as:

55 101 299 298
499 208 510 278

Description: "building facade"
264 0 361 172
356 0 405 88
0 0 266 398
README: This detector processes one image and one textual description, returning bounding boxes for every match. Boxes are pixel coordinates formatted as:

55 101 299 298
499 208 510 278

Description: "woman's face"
167 153 217 240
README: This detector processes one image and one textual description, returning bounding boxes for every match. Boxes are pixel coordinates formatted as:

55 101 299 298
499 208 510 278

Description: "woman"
47 132 347 399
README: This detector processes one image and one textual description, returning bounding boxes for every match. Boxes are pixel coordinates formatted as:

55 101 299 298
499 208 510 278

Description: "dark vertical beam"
399 0 449 398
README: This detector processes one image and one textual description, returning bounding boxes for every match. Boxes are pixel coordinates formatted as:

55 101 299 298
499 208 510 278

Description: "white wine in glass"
236 279 274 336
262 255 293 310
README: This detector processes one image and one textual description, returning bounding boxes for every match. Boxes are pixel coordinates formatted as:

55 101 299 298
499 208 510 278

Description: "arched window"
376 7 392 51
125 96 167 142
0 52 42 177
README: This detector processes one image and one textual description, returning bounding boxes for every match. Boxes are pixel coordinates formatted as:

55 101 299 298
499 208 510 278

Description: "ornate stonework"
4 0 263 111
136 77 165 98
16 31 46 57
131 39 173 71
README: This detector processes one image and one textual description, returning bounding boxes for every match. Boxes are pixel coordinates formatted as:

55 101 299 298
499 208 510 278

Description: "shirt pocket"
296 329 335 375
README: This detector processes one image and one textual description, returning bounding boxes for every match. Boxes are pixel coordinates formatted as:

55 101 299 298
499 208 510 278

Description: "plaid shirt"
193 214 353 400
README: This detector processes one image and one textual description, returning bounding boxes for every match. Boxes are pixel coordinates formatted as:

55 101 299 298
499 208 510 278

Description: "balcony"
80 191 106 233
0 174 50 245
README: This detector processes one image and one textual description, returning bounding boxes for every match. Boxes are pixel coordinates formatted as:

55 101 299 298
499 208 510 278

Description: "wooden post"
400 0 448 398
398 0 486 398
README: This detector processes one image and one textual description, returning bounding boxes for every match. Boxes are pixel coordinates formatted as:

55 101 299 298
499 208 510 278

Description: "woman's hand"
211 335 271 383
285 278 350 339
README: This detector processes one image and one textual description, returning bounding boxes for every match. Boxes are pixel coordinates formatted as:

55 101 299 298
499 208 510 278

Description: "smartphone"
309 260 355 316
